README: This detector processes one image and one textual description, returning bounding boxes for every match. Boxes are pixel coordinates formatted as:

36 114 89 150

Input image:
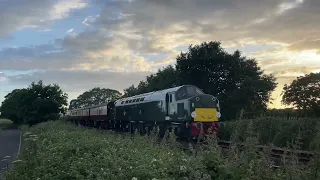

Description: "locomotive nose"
189 94 220 122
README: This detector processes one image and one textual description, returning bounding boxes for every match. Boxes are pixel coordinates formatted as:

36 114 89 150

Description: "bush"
4 120 318 180
4 121 210 180
218 117 320 150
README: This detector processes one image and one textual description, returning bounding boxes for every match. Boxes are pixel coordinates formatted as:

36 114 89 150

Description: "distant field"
0 119 13 129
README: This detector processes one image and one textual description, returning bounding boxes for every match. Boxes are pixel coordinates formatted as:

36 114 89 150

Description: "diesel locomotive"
64 85 221 139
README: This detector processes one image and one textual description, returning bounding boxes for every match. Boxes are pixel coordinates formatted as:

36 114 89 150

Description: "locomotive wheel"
158 124 166 138
139 123 146 135
147 124 154 136
128 122 134 134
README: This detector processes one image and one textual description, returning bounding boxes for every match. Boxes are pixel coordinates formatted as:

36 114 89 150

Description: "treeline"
0 81 68 125
72 41 279 121
0 41 319 126
121 42 278 121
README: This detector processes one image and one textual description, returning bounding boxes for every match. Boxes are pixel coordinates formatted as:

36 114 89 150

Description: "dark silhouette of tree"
123 85 139 98
123 65 177 97
68 87 122 109
122 41 277 120
0 80 68 125
175 41 277 120
281 72 320 117
0 89 29 124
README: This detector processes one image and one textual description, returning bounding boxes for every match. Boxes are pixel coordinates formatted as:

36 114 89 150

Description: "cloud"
287 39 320 53
0 25 175 72
2 0 318 73
66 28 74 33
4 69 153 100
0 0 87 38
271 66 320 77
0 72 7 82
1 0 320 108
50 0 86 20
93 0 319 53
82 15 100 26
0 44 84 70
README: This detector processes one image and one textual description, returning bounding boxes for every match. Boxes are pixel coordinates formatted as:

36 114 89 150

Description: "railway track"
217 140 313 163
74 122 315 167
175 139 314 167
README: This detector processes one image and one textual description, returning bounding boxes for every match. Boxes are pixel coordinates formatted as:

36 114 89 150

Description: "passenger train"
64 85 221 139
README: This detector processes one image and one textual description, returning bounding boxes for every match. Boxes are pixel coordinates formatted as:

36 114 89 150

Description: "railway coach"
65 85 221 139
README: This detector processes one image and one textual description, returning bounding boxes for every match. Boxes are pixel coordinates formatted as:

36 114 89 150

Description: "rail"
221 140 312 161
179 140 314 166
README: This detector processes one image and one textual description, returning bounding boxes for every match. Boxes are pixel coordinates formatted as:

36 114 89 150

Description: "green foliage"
5 120 317 180
218 117 320 150
123 41 277 120
123 65 177 97
175 41 277 120
5 121 210 180
282 72 320 117
0 80 68 126
0 88 29 124
69 87 122 109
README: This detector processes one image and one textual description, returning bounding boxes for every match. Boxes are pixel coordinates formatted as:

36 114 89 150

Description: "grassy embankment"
3 118 320 180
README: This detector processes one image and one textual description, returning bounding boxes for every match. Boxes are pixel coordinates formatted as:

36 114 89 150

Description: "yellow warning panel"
194 108 219 122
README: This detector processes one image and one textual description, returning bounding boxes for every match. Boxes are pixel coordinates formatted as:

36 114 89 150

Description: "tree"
123 85 139 98
68 87 122 109
123 65 177 97
0 88 30 124
281 72 320 117
145 65 178 92
175 41 277 120
0 80 68 125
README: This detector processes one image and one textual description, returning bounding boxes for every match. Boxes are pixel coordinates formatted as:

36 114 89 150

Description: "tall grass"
4 120 320 180
218 117 320 150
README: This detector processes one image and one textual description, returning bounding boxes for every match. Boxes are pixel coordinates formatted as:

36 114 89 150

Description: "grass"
3 120 320 180
218 117 320 151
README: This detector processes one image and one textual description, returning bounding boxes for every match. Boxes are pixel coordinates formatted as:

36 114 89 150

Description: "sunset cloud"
0 0 319 108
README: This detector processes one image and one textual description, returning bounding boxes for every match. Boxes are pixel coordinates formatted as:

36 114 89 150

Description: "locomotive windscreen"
176 86 204 100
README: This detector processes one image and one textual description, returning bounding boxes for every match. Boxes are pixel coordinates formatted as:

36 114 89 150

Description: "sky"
0 0 319 109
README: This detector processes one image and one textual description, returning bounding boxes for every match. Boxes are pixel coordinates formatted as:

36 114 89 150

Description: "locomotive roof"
66 85 204 111
114 85 200 107
67 102 110 112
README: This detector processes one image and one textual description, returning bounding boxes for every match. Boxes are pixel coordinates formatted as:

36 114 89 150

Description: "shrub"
4 121 210 180
218 117 320 150
4 120 317 180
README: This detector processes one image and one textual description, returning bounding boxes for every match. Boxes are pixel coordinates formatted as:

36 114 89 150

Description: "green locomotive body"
65 85 221 139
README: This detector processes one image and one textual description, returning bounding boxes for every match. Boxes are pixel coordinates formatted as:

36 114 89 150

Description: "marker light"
191 111 197 118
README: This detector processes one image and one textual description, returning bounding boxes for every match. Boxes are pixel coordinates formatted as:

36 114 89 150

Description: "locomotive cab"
169 85 221 139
